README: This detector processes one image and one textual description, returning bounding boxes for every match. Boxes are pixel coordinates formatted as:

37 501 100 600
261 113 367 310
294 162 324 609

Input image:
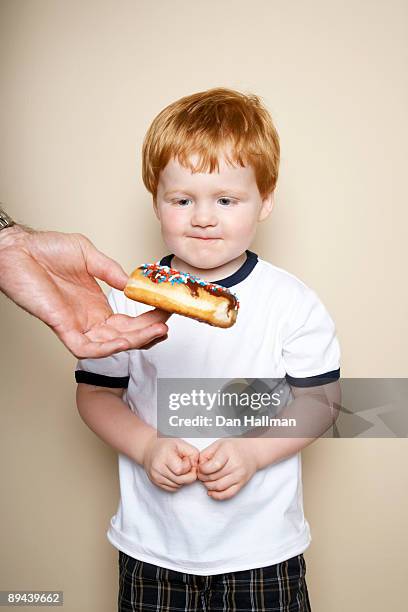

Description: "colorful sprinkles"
140 262 239 310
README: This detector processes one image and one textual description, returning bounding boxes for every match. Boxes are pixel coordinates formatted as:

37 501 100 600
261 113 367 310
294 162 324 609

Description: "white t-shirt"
75 251 340 575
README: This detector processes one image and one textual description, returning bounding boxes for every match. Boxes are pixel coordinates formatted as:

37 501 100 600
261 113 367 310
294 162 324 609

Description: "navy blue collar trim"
159 250 258 288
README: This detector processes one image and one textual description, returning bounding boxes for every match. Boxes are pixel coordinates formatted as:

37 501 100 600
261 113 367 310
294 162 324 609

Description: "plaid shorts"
118 550 312 612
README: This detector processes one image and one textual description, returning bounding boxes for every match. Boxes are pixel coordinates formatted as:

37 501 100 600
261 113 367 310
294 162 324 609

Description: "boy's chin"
171 255 241 279
169 244 247 274
173 257 218 271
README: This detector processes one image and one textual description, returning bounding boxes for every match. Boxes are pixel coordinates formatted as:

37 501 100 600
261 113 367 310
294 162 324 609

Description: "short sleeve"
282 286 341 387
74 288 130 388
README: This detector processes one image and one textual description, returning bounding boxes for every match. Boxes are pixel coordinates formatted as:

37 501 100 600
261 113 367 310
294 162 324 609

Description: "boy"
75 88 341 611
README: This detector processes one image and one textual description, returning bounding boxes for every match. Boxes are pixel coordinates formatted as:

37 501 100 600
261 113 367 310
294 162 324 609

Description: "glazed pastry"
124 262 239 328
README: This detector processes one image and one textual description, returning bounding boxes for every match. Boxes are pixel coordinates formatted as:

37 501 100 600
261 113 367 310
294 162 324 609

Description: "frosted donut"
124 262 239 328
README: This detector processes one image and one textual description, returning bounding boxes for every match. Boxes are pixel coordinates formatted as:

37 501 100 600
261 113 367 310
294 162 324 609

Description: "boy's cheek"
160 220 186 245
160 207 185 229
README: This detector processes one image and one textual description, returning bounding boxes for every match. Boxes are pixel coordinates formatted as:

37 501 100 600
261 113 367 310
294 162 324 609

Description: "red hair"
142 87 280 201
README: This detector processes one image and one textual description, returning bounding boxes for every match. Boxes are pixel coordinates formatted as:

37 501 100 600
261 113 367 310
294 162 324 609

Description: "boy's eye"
218 197 235 206
175 198 192 206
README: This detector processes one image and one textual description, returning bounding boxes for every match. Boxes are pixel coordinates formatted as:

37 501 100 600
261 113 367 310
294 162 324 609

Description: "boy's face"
154 152 274 279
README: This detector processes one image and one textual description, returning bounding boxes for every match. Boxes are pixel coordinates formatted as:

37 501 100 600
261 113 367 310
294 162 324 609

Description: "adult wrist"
0 207 15 231
0 206 33 251
0 223 30 252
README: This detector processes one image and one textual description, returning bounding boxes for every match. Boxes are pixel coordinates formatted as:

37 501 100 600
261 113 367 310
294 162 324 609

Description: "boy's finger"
198 443 220 465
163 464 197 486
199 451 214 464
207 483 240 501
176 469 198 485
180 456 192 473
175 442 200 467
204 474 237 492
157 475 181 489
167 454 191 476
186 451 199 468
198 455 228 474
157 484 180 493
197 465 232 482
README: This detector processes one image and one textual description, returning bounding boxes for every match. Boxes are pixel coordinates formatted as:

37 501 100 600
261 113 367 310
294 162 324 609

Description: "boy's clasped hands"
143 435 259 501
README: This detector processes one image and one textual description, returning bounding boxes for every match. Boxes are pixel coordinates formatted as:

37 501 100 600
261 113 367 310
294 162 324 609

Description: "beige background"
1 1 407 610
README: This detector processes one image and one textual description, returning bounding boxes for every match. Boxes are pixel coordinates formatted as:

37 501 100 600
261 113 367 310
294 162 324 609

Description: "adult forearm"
76 388 157 465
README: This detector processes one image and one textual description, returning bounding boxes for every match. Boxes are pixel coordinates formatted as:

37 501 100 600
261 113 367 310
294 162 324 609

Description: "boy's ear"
153 198 160 220
258 192 274 222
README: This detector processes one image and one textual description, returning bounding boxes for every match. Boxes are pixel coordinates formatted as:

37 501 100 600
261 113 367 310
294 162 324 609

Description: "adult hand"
0 225 170 358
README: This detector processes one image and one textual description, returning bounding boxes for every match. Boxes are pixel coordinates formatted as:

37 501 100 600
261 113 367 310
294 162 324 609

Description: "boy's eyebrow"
163 189 192 197
163 189 249 198
213 189 249 198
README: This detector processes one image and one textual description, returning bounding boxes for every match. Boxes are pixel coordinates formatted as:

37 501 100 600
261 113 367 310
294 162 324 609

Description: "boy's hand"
197 439 259 500
142 435 200 492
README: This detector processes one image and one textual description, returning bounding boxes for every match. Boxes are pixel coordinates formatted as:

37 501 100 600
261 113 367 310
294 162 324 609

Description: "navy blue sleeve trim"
285 368 340 388
75 370 129 388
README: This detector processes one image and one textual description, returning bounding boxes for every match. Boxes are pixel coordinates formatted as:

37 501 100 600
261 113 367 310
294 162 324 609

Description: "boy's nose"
190 203 218 227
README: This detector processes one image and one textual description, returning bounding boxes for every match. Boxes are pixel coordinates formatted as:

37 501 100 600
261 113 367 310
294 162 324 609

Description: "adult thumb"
84 240 128 289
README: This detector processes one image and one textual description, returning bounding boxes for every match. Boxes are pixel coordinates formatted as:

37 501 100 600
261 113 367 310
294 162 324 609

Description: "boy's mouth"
189 236 222 241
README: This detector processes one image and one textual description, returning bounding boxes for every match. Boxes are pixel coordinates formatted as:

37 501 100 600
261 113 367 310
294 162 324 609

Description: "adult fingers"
119 325 169 350
100 316 169 349
131 309 172 326
62 322 168 358
59 329 130 359
139 334 169 350
111 312 170 333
